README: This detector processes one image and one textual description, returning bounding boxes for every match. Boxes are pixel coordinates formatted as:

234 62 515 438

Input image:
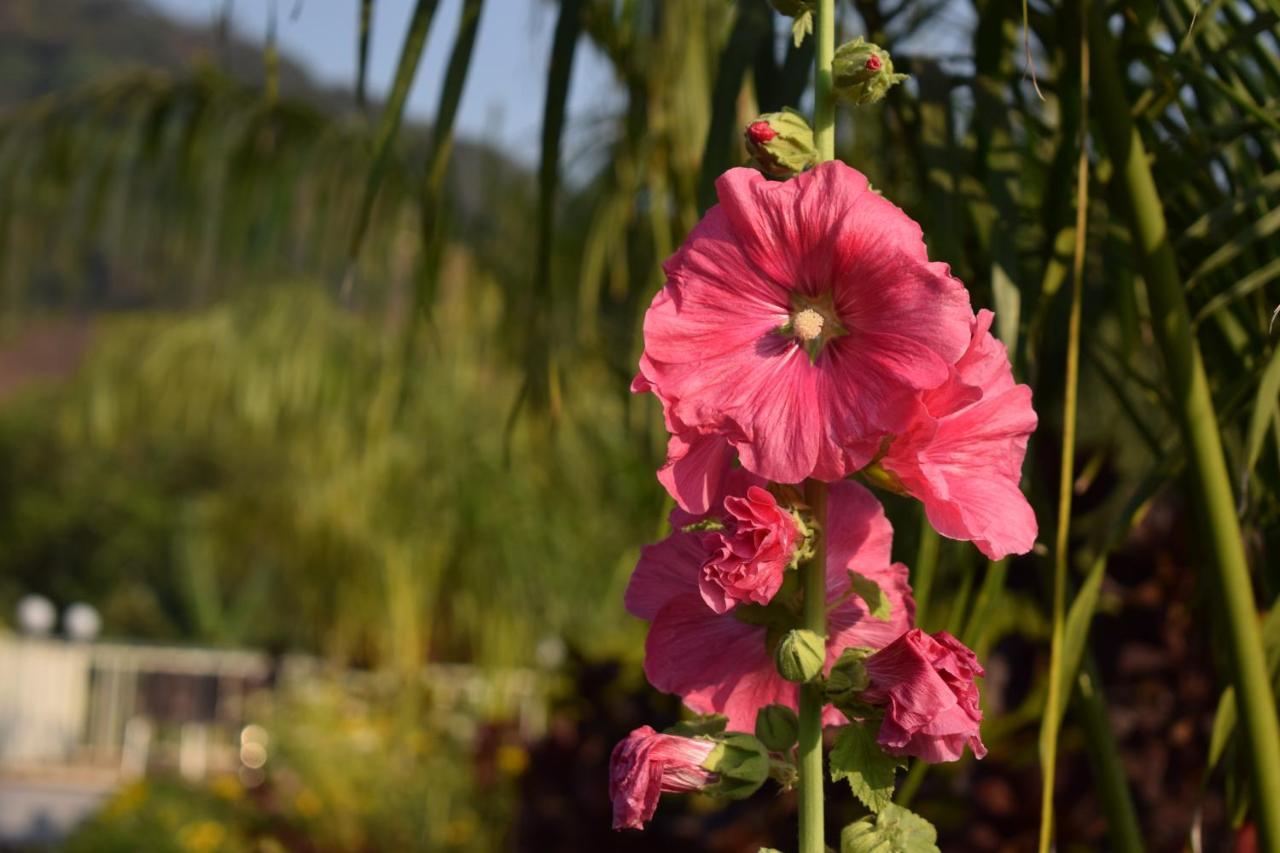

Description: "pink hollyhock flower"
626 479 914 730
632 364 738 516
609 725 717 830
879 310 1038 559
863 628 987 763
636 161 972 485
698 485 801 614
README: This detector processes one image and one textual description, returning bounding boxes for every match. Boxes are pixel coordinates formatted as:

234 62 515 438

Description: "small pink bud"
865 55 882 71
747 120 778 145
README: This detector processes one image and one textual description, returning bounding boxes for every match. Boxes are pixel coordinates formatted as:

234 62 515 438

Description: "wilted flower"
626 476 914 730
878 309 1038 559
609 726 717 830
863 629 986 763
635 162 973 485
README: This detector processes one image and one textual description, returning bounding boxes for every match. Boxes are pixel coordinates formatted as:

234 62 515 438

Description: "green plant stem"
1039 5 1089 849
796 8 835 852
813 0 835 162
1088 5 1280 850
799 479 828 853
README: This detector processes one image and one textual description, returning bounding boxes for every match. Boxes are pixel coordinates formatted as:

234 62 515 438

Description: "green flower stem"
1039 6 1089 848
799 478 828 853
1088 4 1280 849
797 7 836 852
813 0 835 162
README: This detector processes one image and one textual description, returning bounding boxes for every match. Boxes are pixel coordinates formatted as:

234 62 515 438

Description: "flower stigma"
792 308 825 342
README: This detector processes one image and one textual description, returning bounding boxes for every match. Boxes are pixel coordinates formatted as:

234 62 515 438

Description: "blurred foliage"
64 672 526 852
1 0 1279 848
0 278 660 668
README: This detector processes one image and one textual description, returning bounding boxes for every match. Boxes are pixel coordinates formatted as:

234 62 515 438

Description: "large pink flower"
863 628 986 763
636 161 973 485
880 310 1037 559
626 479 914 731
609 725 717 830
698 485 800 614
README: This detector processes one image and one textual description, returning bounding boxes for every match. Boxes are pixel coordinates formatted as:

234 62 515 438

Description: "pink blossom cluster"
611 161 1037 829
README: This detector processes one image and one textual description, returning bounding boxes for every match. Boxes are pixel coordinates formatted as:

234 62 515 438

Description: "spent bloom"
698 484 801 614
635 161 972 486
609 726 717 830
626 477 914 730
878 310 1038 559
863 628 987 763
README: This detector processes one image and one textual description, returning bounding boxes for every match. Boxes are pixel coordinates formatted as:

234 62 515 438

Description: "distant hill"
0 0 357 114
0 0 539 311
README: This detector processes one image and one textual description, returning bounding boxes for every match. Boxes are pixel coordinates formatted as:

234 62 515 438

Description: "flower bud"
745 109 819 180
755 704 799 751
702 733 770 800
832 37 908 106
775 628 825 683
825 646 873 707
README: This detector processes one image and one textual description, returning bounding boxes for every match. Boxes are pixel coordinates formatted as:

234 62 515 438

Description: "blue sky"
142 0 624 168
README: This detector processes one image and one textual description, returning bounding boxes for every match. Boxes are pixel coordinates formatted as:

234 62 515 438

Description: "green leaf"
829 722 901 813
849 571 891 620
1052 555 1107 722
1242 342 1280 488
841 804 939 853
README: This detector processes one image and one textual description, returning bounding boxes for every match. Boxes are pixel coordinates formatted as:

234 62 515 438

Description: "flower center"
780 292 848 364
792 309 825 342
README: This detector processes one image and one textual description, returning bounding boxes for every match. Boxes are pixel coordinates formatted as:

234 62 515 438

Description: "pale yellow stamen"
792 308 825 342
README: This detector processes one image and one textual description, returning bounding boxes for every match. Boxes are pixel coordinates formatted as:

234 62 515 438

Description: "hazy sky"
142 0 624 168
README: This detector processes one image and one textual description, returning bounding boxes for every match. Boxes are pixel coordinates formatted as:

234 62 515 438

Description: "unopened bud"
745 109 819 180
775 628 825 683
825 647 873 707
755 704 799 751
703 733 770 800
832 37 908 106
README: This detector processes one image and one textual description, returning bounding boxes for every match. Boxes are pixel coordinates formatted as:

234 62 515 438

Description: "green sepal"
848 571 891 620
825 646 874 707
702 733 770 800
680 517 725 533
829 721 903 813
755 703 800 751
841 804 939 853
665 713 728 738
